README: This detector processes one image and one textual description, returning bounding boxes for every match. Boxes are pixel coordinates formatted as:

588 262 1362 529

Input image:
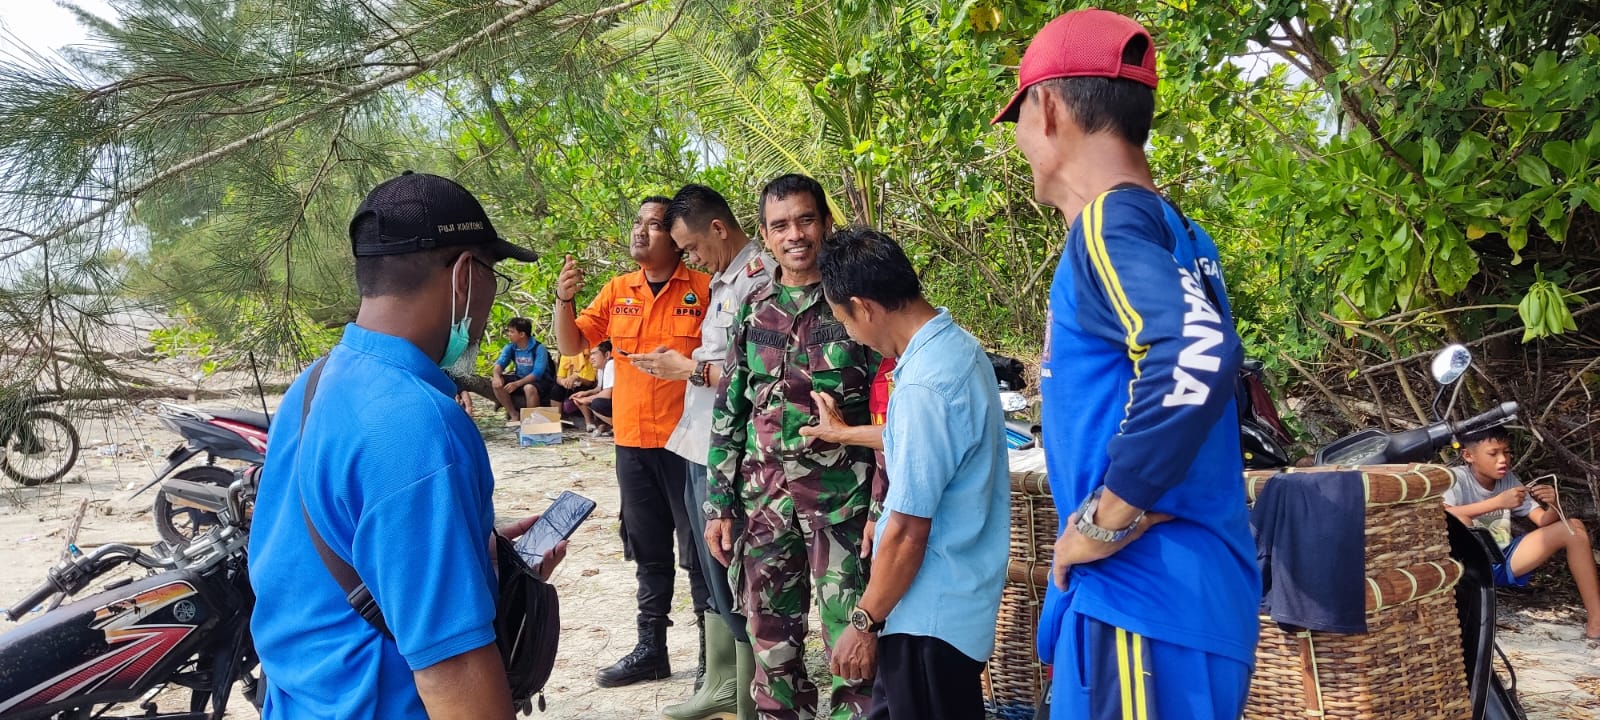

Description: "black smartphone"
513 491 596 567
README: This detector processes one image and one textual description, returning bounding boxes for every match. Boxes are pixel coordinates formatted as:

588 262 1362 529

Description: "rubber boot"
662 616 737 720
734 638 755 720
597 615 671 688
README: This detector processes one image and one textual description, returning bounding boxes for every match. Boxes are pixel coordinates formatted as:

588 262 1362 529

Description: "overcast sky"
0 1 114 59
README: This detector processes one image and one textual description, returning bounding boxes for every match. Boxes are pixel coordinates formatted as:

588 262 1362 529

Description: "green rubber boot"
733 637 755 720
661 616 737 720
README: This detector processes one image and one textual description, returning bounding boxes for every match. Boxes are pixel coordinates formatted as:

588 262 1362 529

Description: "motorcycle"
131 403 269 546
0 467 262 719
1 393 81 487
1238 359 1294 470
1310 344 1525 720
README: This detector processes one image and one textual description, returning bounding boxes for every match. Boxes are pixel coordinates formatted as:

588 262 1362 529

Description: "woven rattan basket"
983 471 1055 719
1244 464 1471 720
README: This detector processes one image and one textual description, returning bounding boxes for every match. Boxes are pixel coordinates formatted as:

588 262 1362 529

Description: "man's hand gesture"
556 255 584 302
630 346 695 381
798 391 849 444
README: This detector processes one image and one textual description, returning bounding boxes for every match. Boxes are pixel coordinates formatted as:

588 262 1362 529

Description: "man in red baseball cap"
996 9 1261 720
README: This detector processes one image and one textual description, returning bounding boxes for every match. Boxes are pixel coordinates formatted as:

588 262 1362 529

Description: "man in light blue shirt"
817 226 1010 719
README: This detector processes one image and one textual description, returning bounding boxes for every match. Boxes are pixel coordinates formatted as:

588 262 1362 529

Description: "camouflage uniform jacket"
707 274 886 528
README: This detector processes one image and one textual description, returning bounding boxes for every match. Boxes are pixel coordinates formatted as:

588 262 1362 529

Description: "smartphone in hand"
514 491 597 567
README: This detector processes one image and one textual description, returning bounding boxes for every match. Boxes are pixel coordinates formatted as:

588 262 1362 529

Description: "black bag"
295 357 559 713
493 535 560 712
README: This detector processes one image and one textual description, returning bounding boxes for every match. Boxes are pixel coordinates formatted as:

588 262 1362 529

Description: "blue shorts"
1492 536 1532 587
1050 612 1251 720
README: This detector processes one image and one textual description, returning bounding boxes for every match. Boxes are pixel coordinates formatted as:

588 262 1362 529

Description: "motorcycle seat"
209 408 271 430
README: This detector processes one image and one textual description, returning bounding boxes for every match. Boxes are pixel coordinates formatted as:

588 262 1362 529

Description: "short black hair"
595 340 612 354
353 245 467 298
506 317 532 335
819 226 921 313
1461 426 1511 449
666 184 742 234
641 195 671 208
1031 36 1154 146
758 173 829 228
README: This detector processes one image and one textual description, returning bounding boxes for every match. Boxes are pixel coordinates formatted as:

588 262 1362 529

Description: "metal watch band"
1074 490 1144 543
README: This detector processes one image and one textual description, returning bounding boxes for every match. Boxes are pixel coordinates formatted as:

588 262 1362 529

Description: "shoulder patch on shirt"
746 257 765 277
808 323 850 345
748 327 787 349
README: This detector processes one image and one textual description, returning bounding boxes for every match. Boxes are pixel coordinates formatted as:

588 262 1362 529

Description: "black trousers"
866 634 986 720
615 445 709 620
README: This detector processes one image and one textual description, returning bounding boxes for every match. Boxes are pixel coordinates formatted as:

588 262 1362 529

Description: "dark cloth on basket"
1250 471 1367 633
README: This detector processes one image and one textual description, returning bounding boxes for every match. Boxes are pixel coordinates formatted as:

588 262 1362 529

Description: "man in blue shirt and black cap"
250 171 563 720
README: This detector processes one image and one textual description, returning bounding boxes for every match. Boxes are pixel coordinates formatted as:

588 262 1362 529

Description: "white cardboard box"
519 406 562 446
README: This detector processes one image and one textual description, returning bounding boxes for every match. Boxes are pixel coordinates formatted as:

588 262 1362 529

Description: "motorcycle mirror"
1430 344 1471 386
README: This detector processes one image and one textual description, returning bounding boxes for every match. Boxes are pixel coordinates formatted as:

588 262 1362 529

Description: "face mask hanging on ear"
439 258 472 369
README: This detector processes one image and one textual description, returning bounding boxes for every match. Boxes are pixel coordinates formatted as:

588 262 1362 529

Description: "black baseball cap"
349 171 538 262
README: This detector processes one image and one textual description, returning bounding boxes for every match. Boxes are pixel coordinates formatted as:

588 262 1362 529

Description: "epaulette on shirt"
746 257 765 278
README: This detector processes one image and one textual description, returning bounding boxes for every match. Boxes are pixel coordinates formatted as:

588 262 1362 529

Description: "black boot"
596 615 671 688
693 613 708 692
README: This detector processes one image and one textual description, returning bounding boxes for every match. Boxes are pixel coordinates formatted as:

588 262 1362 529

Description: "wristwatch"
702 501 724 521
849 607 885 634
1073 488 1146 543
689 360 710 387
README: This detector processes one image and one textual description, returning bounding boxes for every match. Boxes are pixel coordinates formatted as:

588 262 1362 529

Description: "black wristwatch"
688 360 710 387
848 607 885 634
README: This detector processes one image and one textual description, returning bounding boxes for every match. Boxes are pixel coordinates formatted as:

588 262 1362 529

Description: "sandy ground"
3 394 1598 719
0 395 813 719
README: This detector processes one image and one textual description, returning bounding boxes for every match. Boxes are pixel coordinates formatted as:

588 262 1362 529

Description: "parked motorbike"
1239 359 1294 469
1309 343 1526 720
1 393 81 487
0 467 262 719
131 403 269 546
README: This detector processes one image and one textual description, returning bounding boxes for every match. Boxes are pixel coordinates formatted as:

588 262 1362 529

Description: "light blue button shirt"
876 309 1010 661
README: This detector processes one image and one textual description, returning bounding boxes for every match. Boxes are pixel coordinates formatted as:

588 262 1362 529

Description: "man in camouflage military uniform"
705 174 884 720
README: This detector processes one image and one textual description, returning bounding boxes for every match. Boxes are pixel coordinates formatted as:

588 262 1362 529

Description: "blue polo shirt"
249 324 498 719
877 309 1010 661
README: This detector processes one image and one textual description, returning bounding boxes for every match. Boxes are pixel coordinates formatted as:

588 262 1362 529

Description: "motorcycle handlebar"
1453 401 1520 435
5 580 62 622
3 543 161 622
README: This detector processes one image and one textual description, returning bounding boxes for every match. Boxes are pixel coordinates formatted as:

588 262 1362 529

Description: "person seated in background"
492 317 555 426
572 341 615 437
1443 427 1600 639
549 348 598 414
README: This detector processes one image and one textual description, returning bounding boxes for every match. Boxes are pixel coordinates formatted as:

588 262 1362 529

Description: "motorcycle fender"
128 445 201 500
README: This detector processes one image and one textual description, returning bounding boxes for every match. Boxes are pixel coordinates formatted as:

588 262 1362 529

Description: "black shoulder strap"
296 357 393 639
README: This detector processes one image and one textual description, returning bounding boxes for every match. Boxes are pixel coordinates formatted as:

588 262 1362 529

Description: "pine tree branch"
1 0 568 264
553 0 653 29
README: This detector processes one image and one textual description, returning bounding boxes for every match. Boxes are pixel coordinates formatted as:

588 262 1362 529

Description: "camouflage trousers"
733 506 872 720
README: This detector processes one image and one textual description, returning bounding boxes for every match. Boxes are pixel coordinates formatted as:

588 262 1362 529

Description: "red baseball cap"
992 8 1158 125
